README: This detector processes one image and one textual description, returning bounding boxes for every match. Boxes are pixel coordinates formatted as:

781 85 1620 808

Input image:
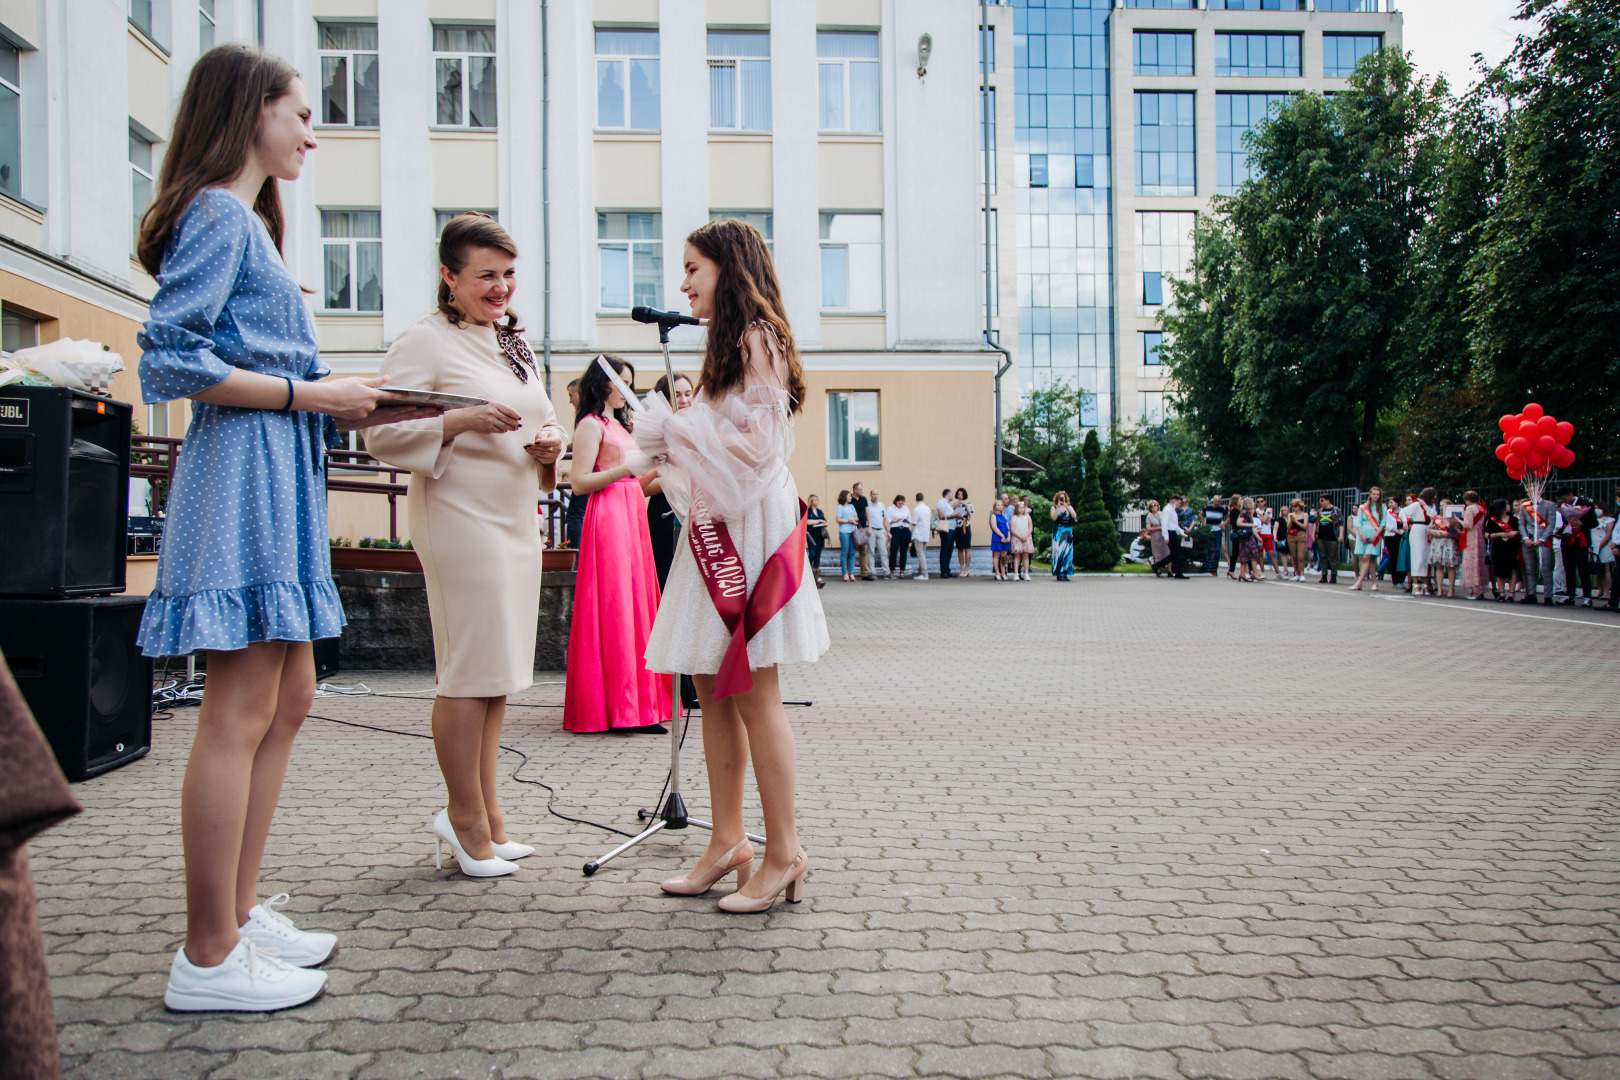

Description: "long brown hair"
685 218 806 413
437 212 521 331
136 45 299 275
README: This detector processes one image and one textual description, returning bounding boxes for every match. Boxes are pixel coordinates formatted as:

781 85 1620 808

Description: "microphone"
631 306 701 327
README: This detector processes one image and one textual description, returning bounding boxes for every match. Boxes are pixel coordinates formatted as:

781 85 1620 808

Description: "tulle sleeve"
630 386 792 522
136 191 250 403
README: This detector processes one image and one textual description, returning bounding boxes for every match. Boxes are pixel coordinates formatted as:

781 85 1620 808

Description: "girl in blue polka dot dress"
134 46 439 1013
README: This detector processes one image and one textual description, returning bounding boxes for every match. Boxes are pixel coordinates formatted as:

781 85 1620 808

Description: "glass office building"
1005 0 1400 431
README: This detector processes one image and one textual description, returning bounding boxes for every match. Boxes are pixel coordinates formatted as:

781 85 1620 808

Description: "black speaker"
0 595 152 781
313 637 340 681
0 386 133 598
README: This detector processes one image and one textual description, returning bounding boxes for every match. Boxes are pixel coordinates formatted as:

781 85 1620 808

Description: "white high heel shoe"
489 840 535 861
432 810 518 878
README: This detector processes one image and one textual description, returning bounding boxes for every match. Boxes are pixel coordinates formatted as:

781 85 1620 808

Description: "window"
0 41 19 200
1136 210 1196 314
1135 92 1195 196
980 88 995 195
1 309 37 354
130 128 155 253
1324 34 1381 78
708 31 769 131
1216 33 1301 78
1317 0 1378 9
435 208 497 238
597 212 661 311
145 402 169 438
198 0 215 51
320 23 380 127
597 29 660 131
817 32 880 133
1217 92 1288 194
434 25 496 128
321 210 383 312
1125 0 1195 7
1134 32 1193 76
1029 154 1048 187
1142 330 1163 366
819 213 882 312
981 208 999 319
826 391 879 466
128 0 168 49
980 25 995 72
1209 0 1301 8
709 210 773 252
1075 155 1094 188
1139 391 1166 427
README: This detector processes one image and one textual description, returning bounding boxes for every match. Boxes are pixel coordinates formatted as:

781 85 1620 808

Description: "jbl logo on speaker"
0 397 27 426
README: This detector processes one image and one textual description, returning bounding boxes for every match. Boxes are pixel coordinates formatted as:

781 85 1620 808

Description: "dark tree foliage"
1099 417 1214 516
1002 383 1088 500
1073 430 1121 571
1379 384 1503 495
1465 0 1620 471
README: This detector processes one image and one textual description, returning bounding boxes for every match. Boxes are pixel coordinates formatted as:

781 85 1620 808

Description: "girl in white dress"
631 218 830 912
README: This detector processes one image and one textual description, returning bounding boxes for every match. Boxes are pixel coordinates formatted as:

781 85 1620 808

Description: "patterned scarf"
494 325 538 384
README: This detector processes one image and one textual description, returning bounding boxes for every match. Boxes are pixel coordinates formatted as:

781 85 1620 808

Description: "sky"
1398 0 1527 95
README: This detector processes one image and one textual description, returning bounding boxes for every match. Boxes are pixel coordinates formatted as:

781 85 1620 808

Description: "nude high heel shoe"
660 839 754 895
717 850 807 913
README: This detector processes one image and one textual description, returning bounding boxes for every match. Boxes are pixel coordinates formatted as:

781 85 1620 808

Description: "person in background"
1145 499 1168 576
835 490 858 582
1347 487 1385 591
1008 499 1034 580
645 373 704 705
805 494 828 589
1233 497 1262 582
564 377 588 547
911 493 932 580
1050 491 1076 581
1459 490 1488 601
1254 497 1281 579
1284 498 1310 582
1203 495 1226 576
1400 489 1433 596
566 377 581 410
935 489 959 578
1225 493 1245 579
1315 496 1342 584
990 497 1010 581
1382 493 1408 590
1554 490 1595 606
886 494 912 578
1428 497 1461 599
1486 498 1521 602
1518 490 1557 604
1605 503 1620 611
1152 495 1188 578
849 482 871 580
866 490 889 579
954 488 975 578
1593 502 1614 603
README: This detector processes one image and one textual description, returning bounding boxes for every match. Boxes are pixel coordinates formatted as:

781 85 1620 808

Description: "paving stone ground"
31 575 1620 1080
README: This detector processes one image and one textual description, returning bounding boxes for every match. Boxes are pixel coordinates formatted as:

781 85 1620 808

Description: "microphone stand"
584 315 765 875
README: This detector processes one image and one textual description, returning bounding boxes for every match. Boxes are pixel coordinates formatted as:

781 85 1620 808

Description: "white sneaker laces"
237 937 291 985
255 893 300 935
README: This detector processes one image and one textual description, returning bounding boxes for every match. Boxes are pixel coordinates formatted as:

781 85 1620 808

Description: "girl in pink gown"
563 356 672 732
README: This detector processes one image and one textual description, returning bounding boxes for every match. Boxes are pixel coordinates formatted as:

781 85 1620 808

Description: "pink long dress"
1460 502 1488 593
563 415 672 732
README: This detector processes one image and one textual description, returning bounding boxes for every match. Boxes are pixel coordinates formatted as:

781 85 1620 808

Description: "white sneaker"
240 893 337 967
164 938 327 1012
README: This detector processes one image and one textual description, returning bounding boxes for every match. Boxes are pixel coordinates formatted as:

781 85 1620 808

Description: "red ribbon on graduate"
686 490 809 700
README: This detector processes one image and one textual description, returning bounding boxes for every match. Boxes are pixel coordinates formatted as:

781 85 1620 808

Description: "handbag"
853 526 870 548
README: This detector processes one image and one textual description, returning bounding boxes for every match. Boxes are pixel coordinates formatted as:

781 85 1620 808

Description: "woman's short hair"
1148 499 1160 512
1242 497 1255 511
1054 490 1069 502
1464 489 1480 503
1290 498 1305 509
653 371 692 402
838 489 850 504
955 488 968 499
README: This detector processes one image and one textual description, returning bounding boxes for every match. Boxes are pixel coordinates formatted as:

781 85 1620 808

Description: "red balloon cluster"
1494 403 1575 481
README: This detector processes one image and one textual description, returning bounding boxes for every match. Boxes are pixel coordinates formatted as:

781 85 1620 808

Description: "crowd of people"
1145 489 1618 609
801 487 1079 583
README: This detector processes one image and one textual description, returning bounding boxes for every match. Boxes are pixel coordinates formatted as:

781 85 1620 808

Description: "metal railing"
130 437 575 548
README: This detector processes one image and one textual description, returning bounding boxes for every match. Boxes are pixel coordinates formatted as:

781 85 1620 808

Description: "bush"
1074 430 1121 571
358 537 373 548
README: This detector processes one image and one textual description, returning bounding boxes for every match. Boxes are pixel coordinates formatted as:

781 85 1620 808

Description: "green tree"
1002 383 1087 499
1226 48 1449 489
1099 417 1214 516
1073 430 1120 571
1465 0 1620 471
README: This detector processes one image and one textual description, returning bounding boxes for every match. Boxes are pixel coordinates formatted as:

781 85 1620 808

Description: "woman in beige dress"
364 215 566 878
